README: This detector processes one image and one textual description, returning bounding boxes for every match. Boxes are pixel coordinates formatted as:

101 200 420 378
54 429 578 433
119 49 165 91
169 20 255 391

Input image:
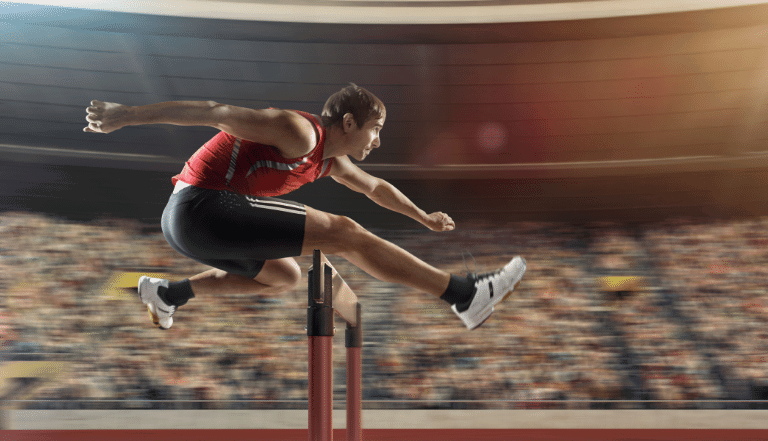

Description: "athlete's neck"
321 124 347 160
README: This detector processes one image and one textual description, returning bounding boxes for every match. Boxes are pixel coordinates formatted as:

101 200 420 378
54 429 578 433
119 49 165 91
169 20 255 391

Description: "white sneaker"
451 256 526 330
138 276 175 330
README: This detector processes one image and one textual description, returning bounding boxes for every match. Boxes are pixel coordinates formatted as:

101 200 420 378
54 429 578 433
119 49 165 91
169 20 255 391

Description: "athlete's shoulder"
271 109 318 158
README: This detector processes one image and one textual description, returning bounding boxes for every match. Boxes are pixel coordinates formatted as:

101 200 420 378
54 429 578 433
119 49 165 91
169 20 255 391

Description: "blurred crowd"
1 212 767 409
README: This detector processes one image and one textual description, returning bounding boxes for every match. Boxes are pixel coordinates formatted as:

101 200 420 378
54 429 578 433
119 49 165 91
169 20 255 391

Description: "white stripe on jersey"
225 138 241 185
319 159 332 177
246 157 308 177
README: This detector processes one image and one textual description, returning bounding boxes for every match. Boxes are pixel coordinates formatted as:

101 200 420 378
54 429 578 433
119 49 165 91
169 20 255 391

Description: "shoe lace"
462 250 478 276
462 251 501 283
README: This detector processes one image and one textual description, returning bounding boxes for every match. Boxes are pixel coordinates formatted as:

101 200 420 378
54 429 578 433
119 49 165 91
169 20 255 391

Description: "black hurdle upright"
307 250 363 441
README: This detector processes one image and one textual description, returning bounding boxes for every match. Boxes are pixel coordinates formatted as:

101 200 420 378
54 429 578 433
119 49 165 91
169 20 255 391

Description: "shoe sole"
501 279 522 302
146 303 169 330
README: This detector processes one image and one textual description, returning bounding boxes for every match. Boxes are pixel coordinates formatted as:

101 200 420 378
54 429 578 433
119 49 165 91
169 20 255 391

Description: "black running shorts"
161 185 306 278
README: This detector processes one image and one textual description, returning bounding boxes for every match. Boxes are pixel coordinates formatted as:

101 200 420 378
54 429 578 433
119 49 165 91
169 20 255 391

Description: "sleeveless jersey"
172 111 334 197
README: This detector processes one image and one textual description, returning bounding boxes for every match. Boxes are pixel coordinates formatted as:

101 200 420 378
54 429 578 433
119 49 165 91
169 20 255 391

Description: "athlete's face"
345 115 384 161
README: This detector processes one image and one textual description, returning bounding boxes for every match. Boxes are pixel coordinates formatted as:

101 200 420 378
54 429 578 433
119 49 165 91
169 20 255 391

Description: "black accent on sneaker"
454 293 475 313
449 274 480 313
158 279 195 307
454 271 499 313
440 274 475 308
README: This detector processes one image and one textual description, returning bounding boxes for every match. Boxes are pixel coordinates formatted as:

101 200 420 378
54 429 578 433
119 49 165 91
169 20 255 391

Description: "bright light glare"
4 0 768 25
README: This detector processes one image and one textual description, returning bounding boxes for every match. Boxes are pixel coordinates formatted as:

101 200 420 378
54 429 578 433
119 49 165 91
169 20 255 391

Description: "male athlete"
84 84 526 331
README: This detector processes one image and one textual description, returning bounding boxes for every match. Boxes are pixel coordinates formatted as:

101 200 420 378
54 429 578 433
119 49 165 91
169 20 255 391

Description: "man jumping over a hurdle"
84 84 526 331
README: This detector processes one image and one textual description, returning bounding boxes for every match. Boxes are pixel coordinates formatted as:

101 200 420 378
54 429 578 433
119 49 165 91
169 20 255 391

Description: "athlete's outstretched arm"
329 155 455 232
84 100 223 134
83 100 314 153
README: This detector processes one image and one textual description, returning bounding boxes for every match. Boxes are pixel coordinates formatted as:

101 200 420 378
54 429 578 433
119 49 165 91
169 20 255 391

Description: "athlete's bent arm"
329 155 455 232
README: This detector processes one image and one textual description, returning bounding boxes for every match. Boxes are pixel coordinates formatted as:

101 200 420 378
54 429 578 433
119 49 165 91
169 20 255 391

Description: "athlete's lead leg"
301 206 527 330
301 206 451 298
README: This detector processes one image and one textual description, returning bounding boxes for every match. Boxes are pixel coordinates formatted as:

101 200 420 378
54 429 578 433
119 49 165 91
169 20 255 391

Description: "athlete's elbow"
209 102 233 129
208 101 227 115
365 179 389 200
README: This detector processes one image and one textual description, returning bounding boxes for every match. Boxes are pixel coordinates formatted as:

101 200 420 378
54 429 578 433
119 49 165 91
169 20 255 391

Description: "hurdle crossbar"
307 250 363 441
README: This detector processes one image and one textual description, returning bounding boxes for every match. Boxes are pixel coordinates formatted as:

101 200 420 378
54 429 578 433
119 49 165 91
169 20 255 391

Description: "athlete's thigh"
301 205 361 256
165 187 308 278
182 188 306 261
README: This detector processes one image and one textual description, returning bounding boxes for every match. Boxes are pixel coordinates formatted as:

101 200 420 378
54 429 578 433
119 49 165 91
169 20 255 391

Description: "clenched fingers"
84 100 106 133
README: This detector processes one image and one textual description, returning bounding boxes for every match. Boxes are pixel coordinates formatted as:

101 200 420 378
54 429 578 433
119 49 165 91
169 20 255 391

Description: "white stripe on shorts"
245 196 306 216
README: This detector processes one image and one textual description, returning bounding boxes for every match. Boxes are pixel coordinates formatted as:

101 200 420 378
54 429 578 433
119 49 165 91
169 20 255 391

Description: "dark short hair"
321 83 386 129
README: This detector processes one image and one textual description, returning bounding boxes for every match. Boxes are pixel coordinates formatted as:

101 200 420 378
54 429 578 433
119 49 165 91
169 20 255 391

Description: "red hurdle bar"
307 250 363 441
345 303 363 441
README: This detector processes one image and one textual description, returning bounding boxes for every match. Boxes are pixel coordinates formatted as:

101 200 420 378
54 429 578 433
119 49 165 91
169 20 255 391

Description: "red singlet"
172 111 333 197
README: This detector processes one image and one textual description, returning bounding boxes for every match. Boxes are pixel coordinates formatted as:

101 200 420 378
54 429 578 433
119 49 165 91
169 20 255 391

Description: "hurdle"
307 249 363 441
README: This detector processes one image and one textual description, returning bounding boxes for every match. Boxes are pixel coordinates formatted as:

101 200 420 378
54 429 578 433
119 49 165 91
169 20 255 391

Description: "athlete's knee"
257 258 302 291
328 214 368 252
280 260 302 290
304 207 370 255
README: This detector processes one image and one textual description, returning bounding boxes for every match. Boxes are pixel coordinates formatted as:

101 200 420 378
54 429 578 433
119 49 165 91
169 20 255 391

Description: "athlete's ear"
342 113 355 133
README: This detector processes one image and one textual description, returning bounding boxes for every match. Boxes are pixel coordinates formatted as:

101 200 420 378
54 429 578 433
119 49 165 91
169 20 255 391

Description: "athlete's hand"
424 211 455 232
84 100 130 134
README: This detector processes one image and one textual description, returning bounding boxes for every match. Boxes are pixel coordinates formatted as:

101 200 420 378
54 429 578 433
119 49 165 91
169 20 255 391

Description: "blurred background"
2 0 768 414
